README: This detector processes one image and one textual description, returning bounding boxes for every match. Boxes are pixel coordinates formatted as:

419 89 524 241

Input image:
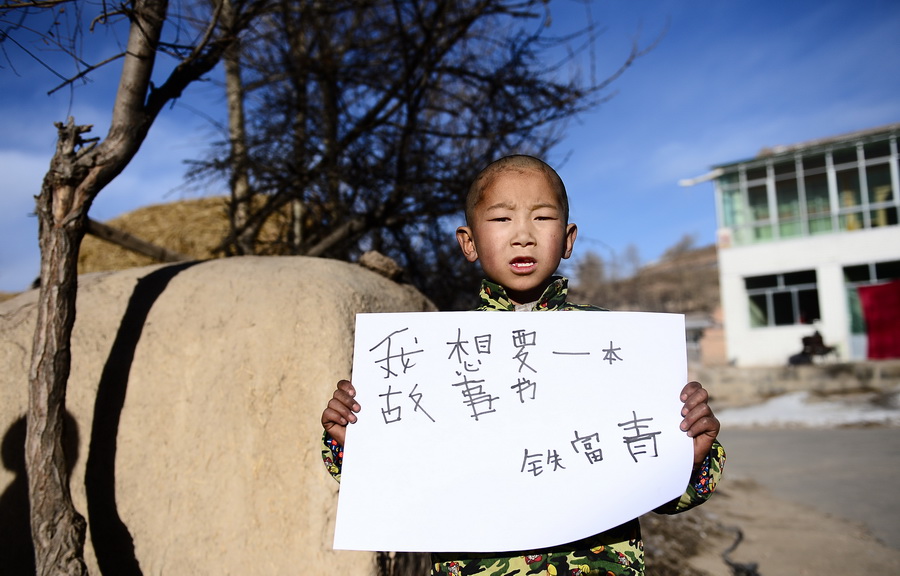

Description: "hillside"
571 244 721 315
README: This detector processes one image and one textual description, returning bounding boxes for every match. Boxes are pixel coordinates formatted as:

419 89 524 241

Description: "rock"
358 251 405 282
0 256 436 575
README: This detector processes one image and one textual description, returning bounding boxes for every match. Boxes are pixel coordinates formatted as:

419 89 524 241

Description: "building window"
715 133 899 246
804 171 832 234
746 270 820 327
866 163 898 228
837 165 864 230
747 183 772 240
775 171 801 238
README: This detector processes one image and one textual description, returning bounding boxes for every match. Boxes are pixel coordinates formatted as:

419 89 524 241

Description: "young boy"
321 155 725 575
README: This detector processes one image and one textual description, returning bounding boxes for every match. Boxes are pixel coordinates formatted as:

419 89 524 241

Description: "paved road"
718 427 900 550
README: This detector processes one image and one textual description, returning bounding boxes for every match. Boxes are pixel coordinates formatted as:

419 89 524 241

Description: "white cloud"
0 105 222 292
0 150 46 292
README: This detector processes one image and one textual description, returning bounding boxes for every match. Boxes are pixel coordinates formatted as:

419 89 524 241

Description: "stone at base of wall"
690 360 900 408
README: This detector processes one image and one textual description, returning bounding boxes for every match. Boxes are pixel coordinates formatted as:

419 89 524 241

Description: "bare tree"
189 0 656 309
1 1 267 572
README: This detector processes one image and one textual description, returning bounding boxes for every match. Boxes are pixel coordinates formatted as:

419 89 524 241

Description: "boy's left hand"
679 381 720 468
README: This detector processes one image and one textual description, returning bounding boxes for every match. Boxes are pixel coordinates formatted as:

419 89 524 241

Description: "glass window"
747 183 773 241
721 186 743 229
746 165 767 182
748 184 769 221
753 224 774 241
772 291 795 325
803 154 826 171
875 260 900 279
870 206 898 229
844 264 871 283
797 288 821 324
718 138 897 248
833 147 858 166
746 275 778 290
804 172 832 234
847 285 866 334
784 270 817 285
749 294 768 328
718 137 897 246
867 163 893 202
837 167 863 230
718 172 739 186
776 177 801 238
864 140 891 160
837 167 862 206
774 160 795 176
745 271 819 327
867 163 895 227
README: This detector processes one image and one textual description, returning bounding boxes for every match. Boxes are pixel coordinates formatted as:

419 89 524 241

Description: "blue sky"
2 0 899 292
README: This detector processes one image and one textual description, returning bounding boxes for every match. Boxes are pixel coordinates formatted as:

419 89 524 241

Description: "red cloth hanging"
858 280 900 359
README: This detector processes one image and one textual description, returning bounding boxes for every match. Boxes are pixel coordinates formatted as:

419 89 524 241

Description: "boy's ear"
562 223 578 259
456 226 479 262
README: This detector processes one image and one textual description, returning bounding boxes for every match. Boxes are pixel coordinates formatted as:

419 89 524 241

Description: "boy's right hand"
321 379 360 447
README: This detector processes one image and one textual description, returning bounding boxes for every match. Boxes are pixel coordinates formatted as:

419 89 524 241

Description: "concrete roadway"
716 427 900 550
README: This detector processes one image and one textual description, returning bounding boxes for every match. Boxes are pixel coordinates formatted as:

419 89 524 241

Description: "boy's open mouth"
510 257 536 272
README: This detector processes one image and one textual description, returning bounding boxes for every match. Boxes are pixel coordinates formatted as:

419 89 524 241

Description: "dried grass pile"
78 196 289 275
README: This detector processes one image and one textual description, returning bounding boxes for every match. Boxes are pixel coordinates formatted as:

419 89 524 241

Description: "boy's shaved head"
466 155 569 225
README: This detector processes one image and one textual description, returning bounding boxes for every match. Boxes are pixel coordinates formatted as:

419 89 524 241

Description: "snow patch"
717 390 900 428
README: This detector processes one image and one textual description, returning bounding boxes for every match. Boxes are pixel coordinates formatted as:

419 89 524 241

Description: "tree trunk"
21 0 260 572
27 120 94 576
87 218 190 263
223 0 254 255
26 2 169 572
286 0 310 255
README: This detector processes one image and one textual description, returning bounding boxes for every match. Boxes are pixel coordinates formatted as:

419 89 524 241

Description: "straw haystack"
78 196 291 275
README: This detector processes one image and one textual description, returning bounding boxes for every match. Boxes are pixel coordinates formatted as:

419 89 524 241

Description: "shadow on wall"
0 413 80 576
0 261 197 576
85 261 197 576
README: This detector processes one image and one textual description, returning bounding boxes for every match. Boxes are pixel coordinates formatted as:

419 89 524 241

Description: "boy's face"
456 168 577 305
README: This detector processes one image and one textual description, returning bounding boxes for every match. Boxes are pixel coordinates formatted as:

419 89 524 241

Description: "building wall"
697 305 728 366
719 226 900 366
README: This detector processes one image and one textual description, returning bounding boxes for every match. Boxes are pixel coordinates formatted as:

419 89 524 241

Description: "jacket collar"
477 276 569 311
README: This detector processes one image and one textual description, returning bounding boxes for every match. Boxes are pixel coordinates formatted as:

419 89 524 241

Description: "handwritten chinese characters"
521 412 662 478
334 311 692 553
369 322 630 427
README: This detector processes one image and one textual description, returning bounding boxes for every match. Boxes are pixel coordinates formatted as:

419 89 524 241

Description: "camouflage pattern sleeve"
321 431 343 483
655 440 725 514
432 521 645 576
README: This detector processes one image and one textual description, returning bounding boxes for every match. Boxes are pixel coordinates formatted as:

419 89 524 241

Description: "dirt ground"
642 462 900 576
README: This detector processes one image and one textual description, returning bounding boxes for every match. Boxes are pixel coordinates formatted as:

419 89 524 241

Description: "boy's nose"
511 221 536 246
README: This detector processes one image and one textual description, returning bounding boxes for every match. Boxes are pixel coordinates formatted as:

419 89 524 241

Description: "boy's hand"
321 379 360 447
679 381 720 468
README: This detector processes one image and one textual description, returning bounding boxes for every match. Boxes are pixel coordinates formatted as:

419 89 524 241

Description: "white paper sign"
333 311 692 552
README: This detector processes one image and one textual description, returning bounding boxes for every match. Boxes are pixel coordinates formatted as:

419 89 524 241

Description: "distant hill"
570 244 720 315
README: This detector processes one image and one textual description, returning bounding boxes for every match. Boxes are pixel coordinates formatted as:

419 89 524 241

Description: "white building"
700 124 900 366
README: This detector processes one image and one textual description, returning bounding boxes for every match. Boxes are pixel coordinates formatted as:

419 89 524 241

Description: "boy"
321 155 725 575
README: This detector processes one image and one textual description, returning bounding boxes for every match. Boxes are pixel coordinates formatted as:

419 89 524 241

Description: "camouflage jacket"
322 277 726 575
